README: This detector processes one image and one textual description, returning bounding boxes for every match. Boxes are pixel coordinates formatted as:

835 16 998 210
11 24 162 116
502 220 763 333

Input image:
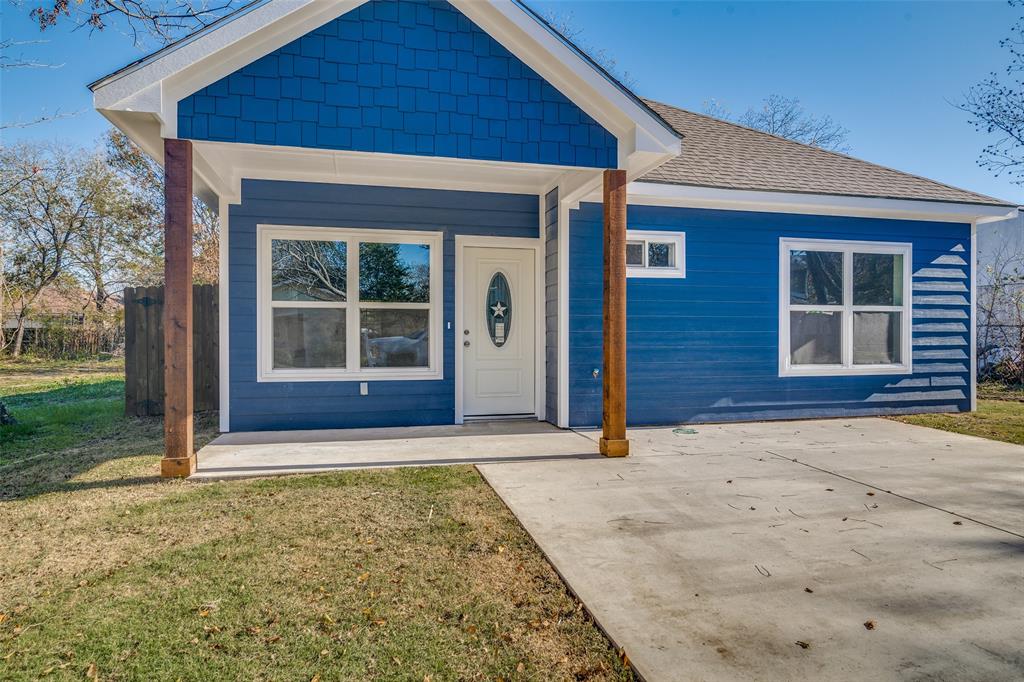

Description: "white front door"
462 246 536 417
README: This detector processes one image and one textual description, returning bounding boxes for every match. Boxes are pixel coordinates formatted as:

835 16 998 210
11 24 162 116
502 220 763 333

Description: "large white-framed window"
626 230 686 278
257 225 443 382
780 238 912 377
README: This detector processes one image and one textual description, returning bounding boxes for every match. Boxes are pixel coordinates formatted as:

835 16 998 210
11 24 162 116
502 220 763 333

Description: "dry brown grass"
0 361 631 681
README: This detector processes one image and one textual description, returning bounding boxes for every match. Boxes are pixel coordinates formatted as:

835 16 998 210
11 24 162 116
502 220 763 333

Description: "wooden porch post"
161 138 196 477
601 169 629 457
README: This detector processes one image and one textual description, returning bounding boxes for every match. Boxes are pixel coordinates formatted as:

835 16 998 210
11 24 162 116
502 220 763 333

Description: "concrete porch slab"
192 420 599 479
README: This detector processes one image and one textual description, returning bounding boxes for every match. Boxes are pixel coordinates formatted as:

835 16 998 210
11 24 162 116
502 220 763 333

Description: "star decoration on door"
490 301 507 318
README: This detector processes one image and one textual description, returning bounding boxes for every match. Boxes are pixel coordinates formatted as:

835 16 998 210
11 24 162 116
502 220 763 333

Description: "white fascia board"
624 181 1018 224
94 0 363 140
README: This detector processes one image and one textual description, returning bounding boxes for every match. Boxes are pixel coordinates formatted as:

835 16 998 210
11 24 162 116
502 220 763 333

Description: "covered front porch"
192 419 599 479
88 0 683 477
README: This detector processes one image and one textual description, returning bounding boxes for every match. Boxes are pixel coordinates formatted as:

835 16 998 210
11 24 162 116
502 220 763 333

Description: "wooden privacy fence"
124 284 219 416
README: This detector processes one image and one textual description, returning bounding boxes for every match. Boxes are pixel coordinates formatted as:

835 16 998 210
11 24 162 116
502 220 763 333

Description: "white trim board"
454 235 545 425
255 224 444 383
778 238 914 378
218 195 231 432
970 221 979 412
625 182 1017 224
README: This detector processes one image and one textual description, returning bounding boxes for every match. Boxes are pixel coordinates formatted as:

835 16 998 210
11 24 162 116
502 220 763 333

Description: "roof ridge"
641 97 1012 207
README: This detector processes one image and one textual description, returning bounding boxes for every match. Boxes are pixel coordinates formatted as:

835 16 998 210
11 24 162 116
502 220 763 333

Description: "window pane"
854 253 903 306
271 239 347 302
626 241 644 266
359 243 430 303
854 312 902 364
790 311 842 365
360 309 429 368
648 242 675 268
790 250 843 305
273 308 346 369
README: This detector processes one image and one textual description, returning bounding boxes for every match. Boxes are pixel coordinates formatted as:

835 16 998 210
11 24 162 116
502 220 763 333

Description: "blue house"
90 0 1015 474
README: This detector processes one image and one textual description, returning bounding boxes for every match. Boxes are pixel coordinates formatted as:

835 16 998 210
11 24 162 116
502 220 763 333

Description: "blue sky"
2 0 1021 204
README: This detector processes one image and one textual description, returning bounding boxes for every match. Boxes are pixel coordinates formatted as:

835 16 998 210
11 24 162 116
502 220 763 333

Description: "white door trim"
454 235 544 424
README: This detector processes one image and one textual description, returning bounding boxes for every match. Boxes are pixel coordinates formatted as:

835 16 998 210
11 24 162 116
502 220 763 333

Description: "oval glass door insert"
486 272 512 347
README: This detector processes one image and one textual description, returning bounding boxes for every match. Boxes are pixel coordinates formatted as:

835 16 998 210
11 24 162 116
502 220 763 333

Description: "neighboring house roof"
640 99 1014 208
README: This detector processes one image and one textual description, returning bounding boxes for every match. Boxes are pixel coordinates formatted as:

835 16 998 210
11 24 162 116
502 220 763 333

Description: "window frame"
625 229 686 279
257 225 443 382
779 237 913 377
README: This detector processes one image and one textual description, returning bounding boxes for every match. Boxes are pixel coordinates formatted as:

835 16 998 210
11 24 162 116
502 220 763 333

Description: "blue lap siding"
178 0 616 167
228 179 538 431
568 203 972 427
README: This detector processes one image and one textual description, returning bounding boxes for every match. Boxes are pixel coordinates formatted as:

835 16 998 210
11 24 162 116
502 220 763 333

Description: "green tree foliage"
359 243 429 303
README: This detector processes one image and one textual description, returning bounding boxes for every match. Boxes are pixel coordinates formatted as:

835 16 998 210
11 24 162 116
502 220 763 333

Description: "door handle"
463 340 471 348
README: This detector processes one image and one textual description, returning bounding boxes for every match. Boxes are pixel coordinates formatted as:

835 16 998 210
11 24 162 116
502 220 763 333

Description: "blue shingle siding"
228 179 538 431
568 204 972 427
178 0 617 168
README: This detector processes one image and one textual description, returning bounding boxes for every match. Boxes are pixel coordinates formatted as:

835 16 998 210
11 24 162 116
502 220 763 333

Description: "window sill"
626 267 685 279
780 364 913 378
258 368 443 383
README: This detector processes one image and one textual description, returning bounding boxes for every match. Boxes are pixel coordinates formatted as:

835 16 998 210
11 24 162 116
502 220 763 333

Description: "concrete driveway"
477 418 1024 681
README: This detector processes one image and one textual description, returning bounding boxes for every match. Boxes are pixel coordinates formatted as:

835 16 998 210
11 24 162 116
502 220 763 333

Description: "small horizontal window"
625 230 685 278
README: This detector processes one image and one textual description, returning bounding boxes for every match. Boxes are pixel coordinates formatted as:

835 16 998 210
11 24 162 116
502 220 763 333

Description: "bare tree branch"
958 0 1024 184
705 95 851 152
24 0 244 46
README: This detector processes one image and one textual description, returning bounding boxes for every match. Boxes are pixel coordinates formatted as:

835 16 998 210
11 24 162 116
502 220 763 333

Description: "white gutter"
626 181 1018 224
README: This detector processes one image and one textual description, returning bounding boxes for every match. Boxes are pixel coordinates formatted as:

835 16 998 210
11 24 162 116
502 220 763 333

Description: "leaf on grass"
357 572 370 583
85 662 98 680
310 675 320 682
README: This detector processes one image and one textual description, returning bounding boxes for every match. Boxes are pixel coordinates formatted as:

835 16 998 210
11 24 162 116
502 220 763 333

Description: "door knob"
464 340 471 347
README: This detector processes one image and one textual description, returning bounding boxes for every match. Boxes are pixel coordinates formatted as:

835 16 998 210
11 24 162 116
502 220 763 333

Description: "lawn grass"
893 399 1024 446
0 359 631 681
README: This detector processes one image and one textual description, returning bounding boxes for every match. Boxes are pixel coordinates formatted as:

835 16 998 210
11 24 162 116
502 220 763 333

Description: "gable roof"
88 0 678 145
640 99 1013 208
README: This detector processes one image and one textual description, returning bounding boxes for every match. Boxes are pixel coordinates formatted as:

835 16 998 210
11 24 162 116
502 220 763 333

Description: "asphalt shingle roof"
641 99 1013 207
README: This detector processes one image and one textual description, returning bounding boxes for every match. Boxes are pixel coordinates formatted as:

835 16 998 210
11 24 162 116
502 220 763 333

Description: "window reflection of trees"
271 240 347 302
359 243 430 303
791 251 843 305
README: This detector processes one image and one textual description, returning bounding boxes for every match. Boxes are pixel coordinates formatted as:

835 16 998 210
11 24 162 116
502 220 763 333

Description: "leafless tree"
540 10 636 90
23 0 242 45
959 0 1024 184
0 38 77 130
705 95 851 152
978 241 1024 385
